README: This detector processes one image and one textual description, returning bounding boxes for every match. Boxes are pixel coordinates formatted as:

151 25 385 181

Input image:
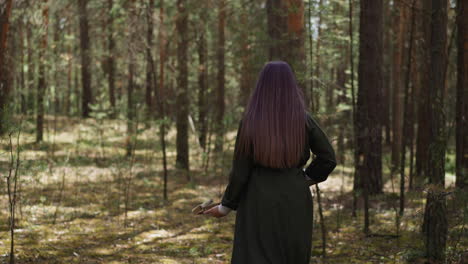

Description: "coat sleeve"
220 119 254 211
304 113 337 185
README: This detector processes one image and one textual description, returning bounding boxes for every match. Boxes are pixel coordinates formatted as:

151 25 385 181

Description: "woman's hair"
235 61 307 168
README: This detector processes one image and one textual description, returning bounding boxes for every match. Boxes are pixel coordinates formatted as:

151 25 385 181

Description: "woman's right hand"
203 205 230 218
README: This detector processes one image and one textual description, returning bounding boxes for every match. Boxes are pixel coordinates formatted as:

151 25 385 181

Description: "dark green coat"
221 112 337 264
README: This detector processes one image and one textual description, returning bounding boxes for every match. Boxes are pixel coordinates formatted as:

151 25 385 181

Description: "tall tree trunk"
53 12 60 114
26 12 34 115
415 0 432 186
349 0 359 217
0 0 12 77
266 0 306 103
19 21 26 114
356 0 383 202
456 0 468 189
36 0 49 143
422 0 448 261
239 0 252 107
126 0 136 157
175 0 190 173
74 53 80 115
391 1 407 171
399 0 416 216
335 0 348 164
314 0 323 112
197 9 208 150
382 0 391 145
158 0 168 200
286 0 306 104
0 0 13 134
267 0 287 60
66 25 72 115
78 0 92 118
214 0 226 154
145 0 155 119
107 0 116 116
307 0 314 111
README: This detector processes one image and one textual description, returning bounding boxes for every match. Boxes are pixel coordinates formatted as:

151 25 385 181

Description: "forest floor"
0 116 466 264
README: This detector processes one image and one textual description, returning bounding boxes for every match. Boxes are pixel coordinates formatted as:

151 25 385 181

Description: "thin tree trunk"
78 0 92 118
349 0 359 217
307 0 314 111
107 0 116 116
19 21 26 114
399 0 416 216
197 9 208 150
239 0 252 108
382 0 391 145
158 0 168 200
214 0 225 155
126 1 136 158
175 0 190 173
315 184 327 257
145 0 155 120
26 12 34 115
314 0 323 112
53 12 60 114
36 0 49 143
66 25 72 115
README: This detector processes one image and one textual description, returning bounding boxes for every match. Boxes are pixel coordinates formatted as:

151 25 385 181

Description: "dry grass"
0 116 465 263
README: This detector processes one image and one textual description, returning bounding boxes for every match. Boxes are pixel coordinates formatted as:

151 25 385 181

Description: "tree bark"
314 0 323 112
0 0 13 134
175 0 190 172
158 0 168 200
415 0 432 186
399 0 416 215
456 0 468 189
19 21 26 114
266 0 306 104
78 0 92 118
239 0 252 107
26 10 34 115
356 0 383 197
422 0 448 261
126 0 136 157
66 25 72 115
391 1 407 171
107 0 116 116
267 0 287 60
36 0 49 143
197 9 208 150
307 0 314 110
53 12 60 114
145 0 155 119
382 0 391 145
214 0 226 154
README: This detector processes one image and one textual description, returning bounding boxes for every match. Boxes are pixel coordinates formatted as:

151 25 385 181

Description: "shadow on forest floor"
0 116 466 264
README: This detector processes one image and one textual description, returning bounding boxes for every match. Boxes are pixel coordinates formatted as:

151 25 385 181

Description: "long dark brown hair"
235 61 307 168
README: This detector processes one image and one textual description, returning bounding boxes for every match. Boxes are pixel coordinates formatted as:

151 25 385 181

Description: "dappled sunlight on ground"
0 116 465 263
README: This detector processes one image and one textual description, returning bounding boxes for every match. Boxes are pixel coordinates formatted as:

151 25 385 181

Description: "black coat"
221 112 337 264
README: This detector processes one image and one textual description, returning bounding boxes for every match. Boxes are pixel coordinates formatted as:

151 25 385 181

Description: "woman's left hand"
203 205 227 218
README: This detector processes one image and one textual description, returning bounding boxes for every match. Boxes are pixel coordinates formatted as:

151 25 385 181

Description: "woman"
203 61 337 264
